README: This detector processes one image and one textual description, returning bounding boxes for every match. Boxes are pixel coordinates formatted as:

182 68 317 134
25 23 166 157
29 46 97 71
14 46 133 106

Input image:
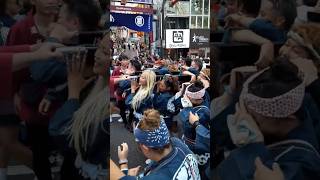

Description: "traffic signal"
169 0 179 7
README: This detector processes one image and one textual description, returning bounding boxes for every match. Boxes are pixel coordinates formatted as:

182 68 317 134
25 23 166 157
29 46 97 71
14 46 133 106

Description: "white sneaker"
118 118 123 123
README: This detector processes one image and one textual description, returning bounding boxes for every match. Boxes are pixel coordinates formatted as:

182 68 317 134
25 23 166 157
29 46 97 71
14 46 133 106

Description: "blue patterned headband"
134 119 170 148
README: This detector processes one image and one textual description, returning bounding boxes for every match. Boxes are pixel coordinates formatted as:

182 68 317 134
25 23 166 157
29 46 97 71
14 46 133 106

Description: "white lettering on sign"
169 43 188 48
192 33 209 43
135 16 145 27
110 14 115 22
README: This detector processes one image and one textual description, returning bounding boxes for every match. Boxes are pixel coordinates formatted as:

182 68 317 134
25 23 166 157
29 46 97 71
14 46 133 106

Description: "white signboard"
166 29 190 49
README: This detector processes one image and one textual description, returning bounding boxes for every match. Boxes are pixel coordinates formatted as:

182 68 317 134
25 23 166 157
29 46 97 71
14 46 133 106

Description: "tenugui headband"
185 85 206 99
134 118 170 148
241 67 305 118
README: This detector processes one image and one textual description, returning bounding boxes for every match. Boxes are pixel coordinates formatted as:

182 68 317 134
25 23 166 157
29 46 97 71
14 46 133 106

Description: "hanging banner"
112 0 153 5
190 29 210 48
165 29 190 49
110 5 154 14
110 13 152 32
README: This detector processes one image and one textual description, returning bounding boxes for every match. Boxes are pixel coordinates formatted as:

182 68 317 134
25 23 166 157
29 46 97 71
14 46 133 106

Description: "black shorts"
0 114 21 126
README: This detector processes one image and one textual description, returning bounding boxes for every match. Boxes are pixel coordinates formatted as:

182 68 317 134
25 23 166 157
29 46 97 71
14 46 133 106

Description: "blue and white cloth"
134 119 170 148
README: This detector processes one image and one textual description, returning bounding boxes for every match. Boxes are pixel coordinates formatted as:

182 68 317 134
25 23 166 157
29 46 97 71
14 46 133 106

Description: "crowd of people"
109 36 211 179
1 0 320 179
211 0 320 180
0 0 108 179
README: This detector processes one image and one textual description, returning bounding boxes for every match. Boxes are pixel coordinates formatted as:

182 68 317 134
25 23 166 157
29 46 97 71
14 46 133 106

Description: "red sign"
110 5 153 14
149 32 153 43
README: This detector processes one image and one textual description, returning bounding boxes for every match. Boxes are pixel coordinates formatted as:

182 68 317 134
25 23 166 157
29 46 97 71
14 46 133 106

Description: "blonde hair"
132 70 156 111
201 68 210 78
292 23 320 49
292 23 320 70
68 33 110 156
68 76 108 156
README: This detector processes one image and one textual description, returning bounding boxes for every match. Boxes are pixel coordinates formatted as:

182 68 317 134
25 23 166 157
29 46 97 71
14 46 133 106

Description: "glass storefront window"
203 16 208 28
189 0 210 29
204 0 209 15
191 0 203 15
191 16 196 28
197 16 202 28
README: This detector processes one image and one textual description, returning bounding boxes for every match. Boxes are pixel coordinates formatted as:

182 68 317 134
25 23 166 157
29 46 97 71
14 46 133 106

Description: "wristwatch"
192 121 200 128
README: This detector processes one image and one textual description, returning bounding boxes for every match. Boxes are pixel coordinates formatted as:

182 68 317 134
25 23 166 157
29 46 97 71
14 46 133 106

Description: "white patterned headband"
241 68 305 118
185 84 206 100
287 31 320 62
134 117 170 148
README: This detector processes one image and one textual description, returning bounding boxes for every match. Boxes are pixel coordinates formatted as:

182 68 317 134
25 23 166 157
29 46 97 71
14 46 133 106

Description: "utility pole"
161 0 166 57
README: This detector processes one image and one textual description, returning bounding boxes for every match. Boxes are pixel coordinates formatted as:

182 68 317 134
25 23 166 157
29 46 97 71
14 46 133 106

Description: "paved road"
110 115 184 170
110 118 146 169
